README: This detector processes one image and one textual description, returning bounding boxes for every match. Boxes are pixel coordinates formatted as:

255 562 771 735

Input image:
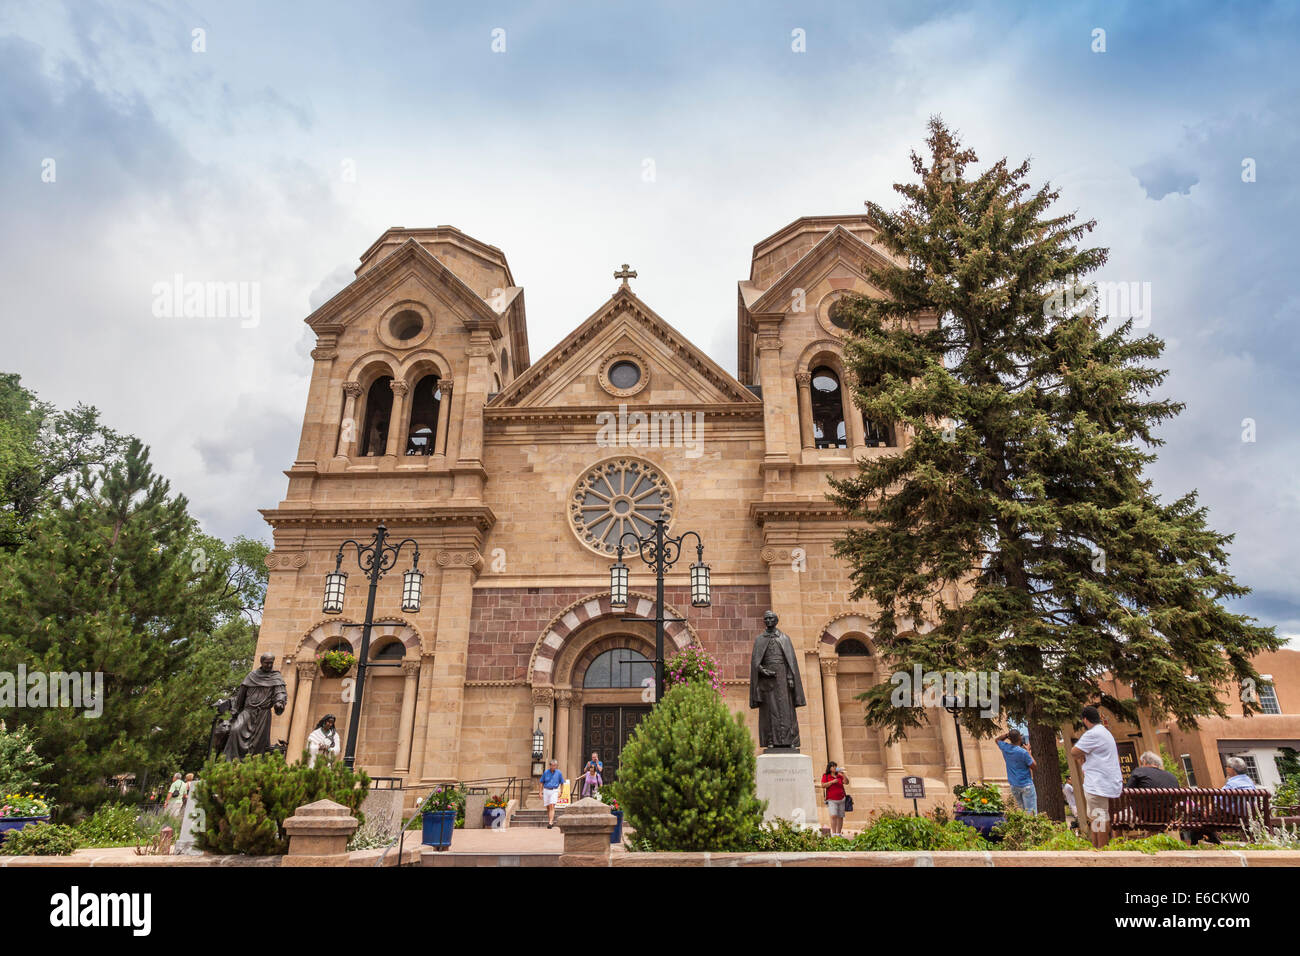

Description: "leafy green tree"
829 118 1280 821
612 682 765 850
0 373 125 549
0 439 266 810
0 720 53 794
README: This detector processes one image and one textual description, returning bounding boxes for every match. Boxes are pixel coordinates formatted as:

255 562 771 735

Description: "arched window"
836 638 871 657
405 374 441 456
583 648 654 688
360 377 394 456
811 366 846 449
500 348 509 375
372 639 406 661
863 416 893 447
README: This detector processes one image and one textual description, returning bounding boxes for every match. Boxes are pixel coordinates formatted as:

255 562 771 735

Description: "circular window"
389 310 424 342
828 298 852 329
608 361 641 389
570 458 674 556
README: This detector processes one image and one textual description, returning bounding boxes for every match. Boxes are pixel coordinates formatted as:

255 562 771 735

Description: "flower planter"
954 811 1005 839
609 809 624 844
0 815 51 839
422 809 456 850
320 664 352 679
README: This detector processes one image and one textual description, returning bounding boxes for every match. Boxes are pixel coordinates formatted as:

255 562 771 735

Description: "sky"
1 0 1297 643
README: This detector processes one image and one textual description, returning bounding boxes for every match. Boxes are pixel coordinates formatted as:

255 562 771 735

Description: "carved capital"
756 335 783 352
264 551 309 570
390 379 409 396
556 689 574 705
296 660 319 679
465 344 493 358
310 348 338 362
532 687 554 705
820 657 839 676
439 379 454 395
795 371 812 387
436 549 483 569
343 381 364 399
402 660 421 678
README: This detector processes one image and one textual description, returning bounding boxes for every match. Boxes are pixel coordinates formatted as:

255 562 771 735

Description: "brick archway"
527 590 696 688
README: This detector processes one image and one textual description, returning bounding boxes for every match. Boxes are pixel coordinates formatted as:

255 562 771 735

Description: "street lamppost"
941 693 970 789
321 522 423 769
608 517 710 702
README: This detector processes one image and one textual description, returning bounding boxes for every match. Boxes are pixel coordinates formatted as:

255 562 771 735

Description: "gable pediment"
747 225 897 315
491 288 759 411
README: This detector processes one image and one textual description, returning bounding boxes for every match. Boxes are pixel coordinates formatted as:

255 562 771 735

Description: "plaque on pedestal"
755 751 818 827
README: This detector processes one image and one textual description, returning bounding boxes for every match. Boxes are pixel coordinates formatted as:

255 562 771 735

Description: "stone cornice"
484 402 764 423
749 501 850 525
261 504 495 532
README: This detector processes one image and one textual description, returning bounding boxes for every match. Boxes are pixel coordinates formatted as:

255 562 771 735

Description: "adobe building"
257 216 1006 819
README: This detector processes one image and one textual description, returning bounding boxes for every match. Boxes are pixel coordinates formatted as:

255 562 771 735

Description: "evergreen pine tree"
829 118 1280 820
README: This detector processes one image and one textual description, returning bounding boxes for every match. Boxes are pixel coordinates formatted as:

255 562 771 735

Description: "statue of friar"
749 611 806 751
222 653 288 759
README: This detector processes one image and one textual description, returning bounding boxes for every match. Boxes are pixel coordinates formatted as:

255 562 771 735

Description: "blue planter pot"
422 810 456 850
0 816 51 840
954 811 1005 839
609 809 623 844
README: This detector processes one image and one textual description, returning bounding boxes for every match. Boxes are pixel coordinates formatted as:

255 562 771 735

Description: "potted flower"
317 649 357 679
483 794 507 828
0 793 52 839
598 786 624 844
952 782 1006 838
420 785 465 851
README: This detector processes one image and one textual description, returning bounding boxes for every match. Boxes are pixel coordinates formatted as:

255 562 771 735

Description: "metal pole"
344 524 387 769
654 518 665 702
952 712 969 789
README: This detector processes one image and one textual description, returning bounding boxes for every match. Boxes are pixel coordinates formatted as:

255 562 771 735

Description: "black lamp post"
608 517 710 702
321 522 422 769
941 693 970 789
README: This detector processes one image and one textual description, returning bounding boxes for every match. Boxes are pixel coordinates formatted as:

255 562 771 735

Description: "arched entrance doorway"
578 646 654 782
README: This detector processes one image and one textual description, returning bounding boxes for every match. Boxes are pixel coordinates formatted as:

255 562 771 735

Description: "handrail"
375 776 529 865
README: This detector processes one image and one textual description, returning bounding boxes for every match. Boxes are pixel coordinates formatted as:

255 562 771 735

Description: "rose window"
570 459 673 555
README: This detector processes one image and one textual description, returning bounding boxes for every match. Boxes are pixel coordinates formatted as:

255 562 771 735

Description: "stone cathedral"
258 215 1005 819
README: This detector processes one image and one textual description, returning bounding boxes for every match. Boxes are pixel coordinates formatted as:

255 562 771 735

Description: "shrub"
611 681 764 851
954 781 1005 814
853 811 989 851
0 822 81 856
1105 833 1190 854
992 809 1076 850
1033 829 1093 851
193 751 368 855
75 803 147 847
748 818 853 852
0 721 53 796
664 644 723 695
1159 746 1188 786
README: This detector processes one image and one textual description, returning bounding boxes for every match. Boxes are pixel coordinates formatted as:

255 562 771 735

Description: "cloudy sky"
2 0 1296 642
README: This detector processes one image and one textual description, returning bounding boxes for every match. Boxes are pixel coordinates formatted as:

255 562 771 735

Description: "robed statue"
749 611 806 751
222 653 288 759
306 714 341 766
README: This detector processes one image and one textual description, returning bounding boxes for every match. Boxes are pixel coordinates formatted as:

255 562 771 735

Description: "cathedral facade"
258 215 1007 818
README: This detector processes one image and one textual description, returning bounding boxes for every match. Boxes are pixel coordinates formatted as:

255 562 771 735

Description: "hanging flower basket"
317 650 356 678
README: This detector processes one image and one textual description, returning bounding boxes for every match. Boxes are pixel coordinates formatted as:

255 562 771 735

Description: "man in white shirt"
1070 705 1123 847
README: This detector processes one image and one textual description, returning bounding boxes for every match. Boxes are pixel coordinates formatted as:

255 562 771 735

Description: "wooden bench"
1109 787 1273 839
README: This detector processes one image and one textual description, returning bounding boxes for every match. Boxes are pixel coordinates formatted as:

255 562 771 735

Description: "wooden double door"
582 705 650 782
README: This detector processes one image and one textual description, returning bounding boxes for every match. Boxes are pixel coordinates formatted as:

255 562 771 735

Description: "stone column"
795 371 815 449
843 371 866 452
434 379 454 456
754 320 792 464
406 653 436 787
555 690 573 775
421 555 481 781
456 335 493 469
338 382 362 457
287 661 318 762
820 657 844 766
884 739 906 793
529 686 555 808
393 660 421 774
936 707 965 789
385 379 409 457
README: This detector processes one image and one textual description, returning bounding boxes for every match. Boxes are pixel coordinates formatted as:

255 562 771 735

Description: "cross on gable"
614 263 637 288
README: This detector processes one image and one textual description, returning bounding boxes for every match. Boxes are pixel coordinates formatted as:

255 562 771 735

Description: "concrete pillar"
385 379 409 457
338 382 362 457
393 660 421 774
284 799 358 857
287 661 318 762
434 379 454 456
795 371 815 449
556 797 615 866
820 657 844 765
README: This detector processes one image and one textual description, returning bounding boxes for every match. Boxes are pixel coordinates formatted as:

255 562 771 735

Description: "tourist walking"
1222 757 1256 789
1070 705 1123 847
820 761 849 834
539 759 564 828
163 773 186 818
581 762 602 798
996 729 1037 813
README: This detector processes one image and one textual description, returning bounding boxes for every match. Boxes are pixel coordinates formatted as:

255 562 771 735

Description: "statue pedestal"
755 751 818 828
